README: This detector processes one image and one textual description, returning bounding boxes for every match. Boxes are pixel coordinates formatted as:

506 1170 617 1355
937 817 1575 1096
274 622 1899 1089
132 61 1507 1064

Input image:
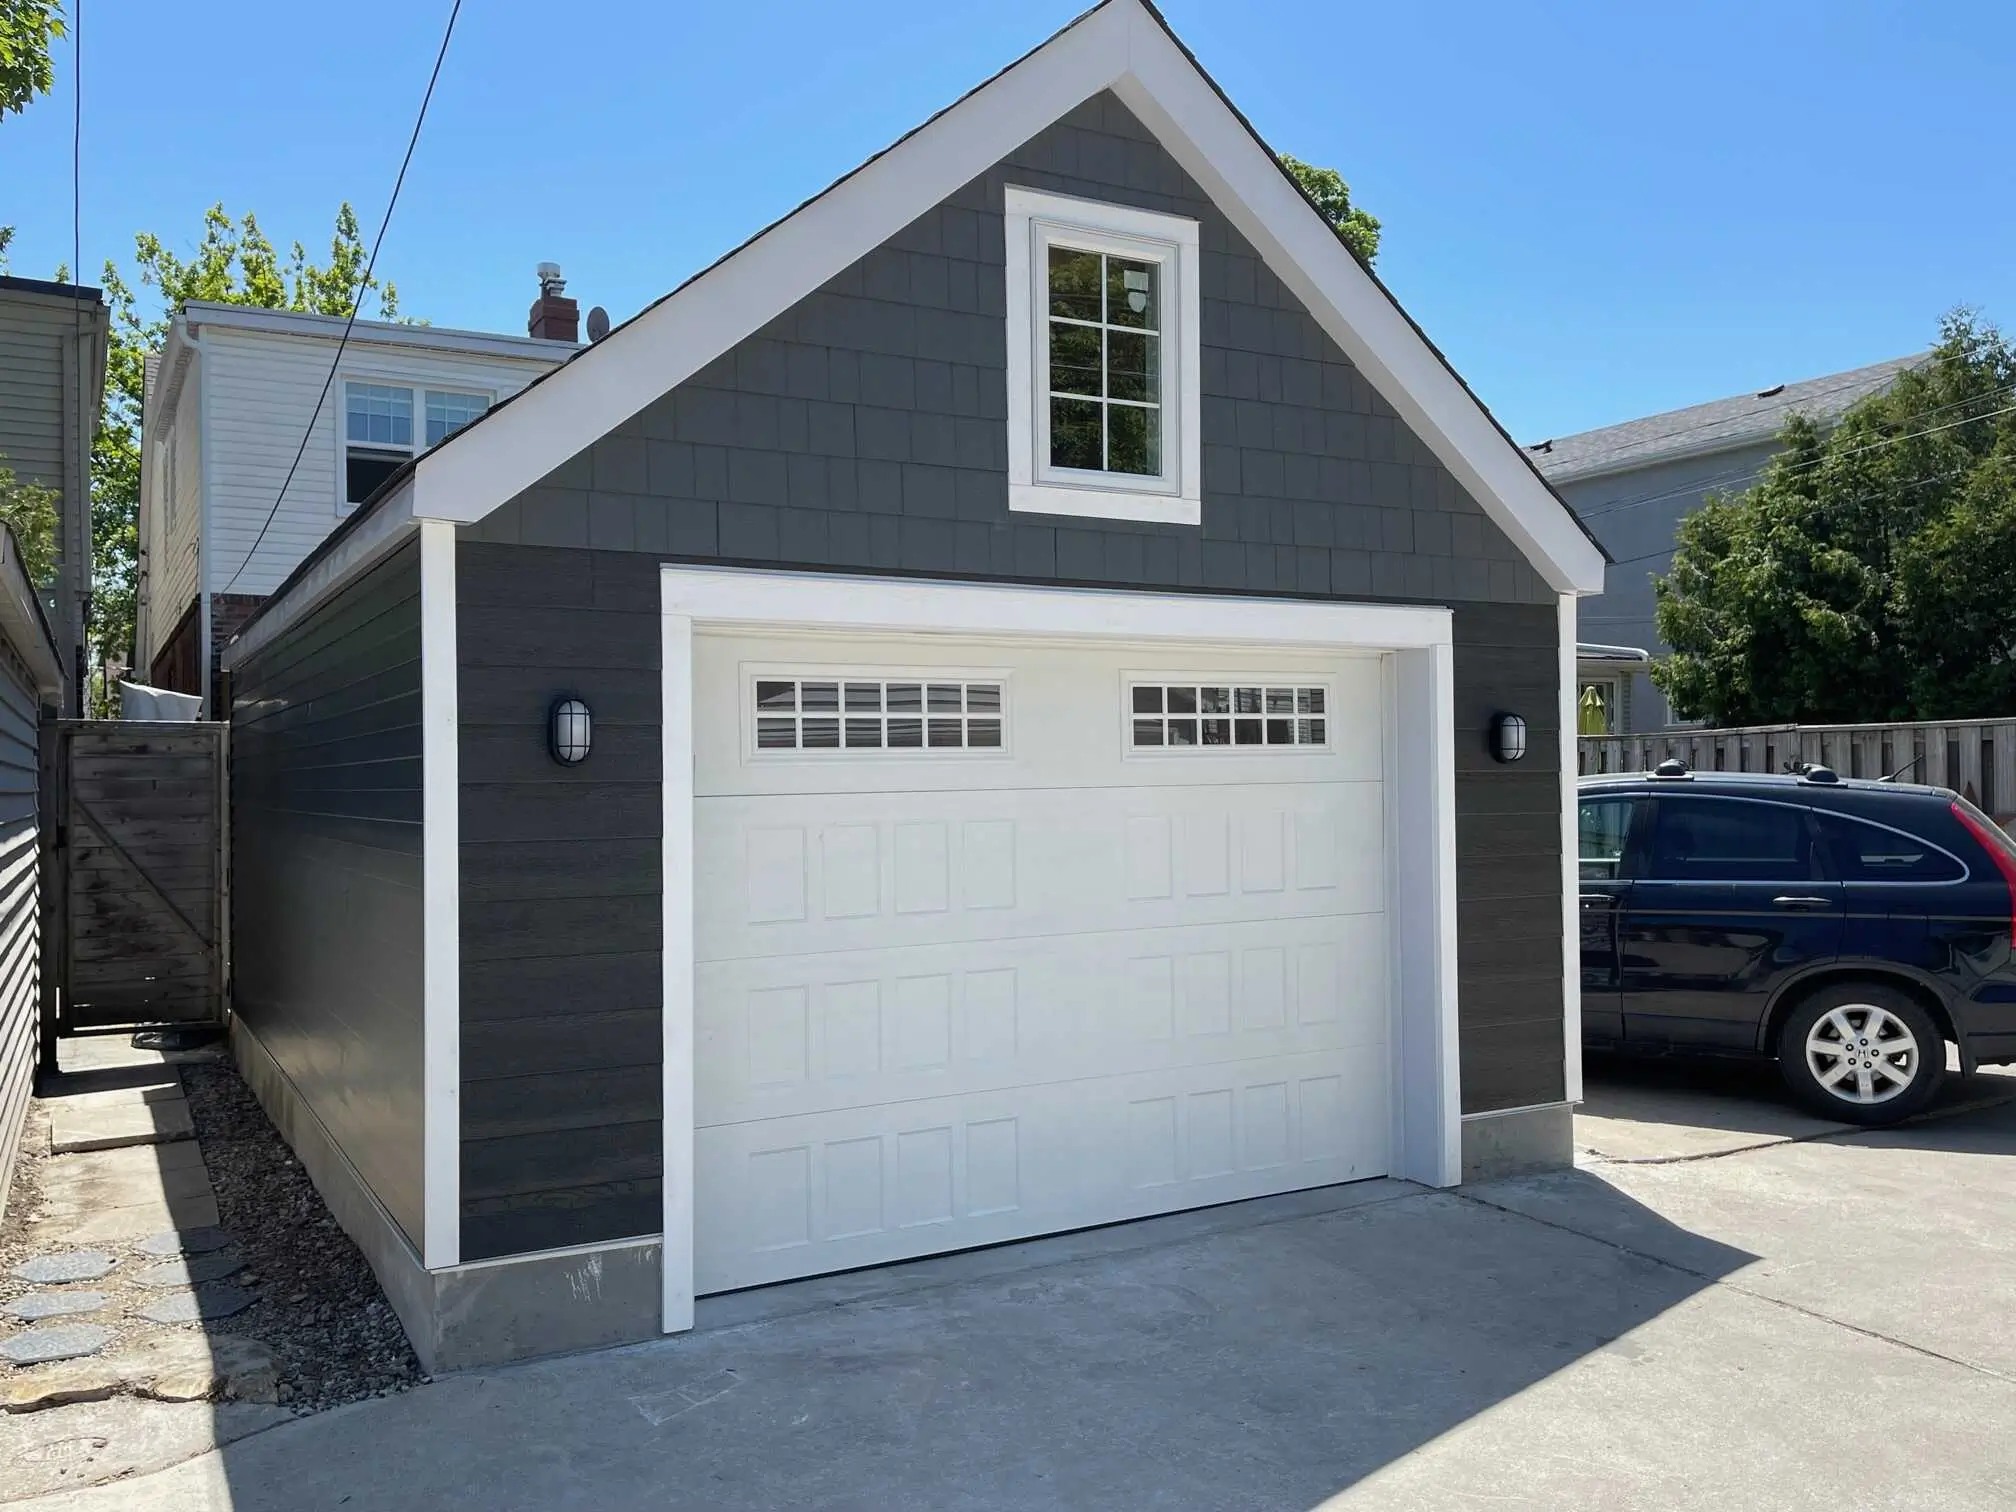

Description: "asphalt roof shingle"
1526 355 1923 482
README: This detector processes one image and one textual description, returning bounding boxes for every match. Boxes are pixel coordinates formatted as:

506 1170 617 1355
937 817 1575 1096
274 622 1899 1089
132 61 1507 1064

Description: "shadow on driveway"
164 1176 1762 1512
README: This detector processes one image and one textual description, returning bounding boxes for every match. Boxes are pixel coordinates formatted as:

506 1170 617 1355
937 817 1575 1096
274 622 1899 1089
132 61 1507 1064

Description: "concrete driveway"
17 1062 2016 1511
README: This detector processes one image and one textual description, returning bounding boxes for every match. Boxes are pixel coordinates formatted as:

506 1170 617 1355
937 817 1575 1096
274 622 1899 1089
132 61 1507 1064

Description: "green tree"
1278 154 1381 266
0 456 58 585
91 204 403 696
1651 312 2016 726
0 0 63 120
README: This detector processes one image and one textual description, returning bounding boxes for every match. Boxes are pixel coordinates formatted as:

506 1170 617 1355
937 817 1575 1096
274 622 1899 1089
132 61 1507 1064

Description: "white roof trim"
409 0 1603 595
182 301 576 365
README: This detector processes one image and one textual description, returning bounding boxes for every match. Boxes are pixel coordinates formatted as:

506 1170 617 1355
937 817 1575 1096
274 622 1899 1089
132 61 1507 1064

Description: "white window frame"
740 663 1014 765
1119 672 1337 758
338 376 494 514
1004 185 1201 527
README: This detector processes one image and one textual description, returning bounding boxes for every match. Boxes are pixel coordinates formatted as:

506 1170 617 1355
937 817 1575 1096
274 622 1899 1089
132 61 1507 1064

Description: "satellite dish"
586 306 611 343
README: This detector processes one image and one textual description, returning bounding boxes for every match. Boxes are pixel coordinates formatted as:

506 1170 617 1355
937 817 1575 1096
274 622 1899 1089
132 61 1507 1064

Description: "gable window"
342 381 491 508
1004 186 1200 526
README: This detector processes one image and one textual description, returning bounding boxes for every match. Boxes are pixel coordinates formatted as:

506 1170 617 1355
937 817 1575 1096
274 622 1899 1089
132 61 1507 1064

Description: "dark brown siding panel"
457 545 662 1261
1452 603 1565 1113
231 541 424 1248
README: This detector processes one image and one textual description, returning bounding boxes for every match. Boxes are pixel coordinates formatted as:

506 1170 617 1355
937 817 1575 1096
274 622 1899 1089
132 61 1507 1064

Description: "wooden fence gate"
45 720 226 1033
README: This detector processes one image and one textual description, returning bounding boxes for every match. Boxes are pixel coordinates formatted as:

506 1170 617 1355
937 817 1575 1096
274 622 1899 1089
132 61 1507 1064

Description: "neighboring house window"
163 431 180 529
343 382 491 508
1003 186 1201 526
1577 679 1618 735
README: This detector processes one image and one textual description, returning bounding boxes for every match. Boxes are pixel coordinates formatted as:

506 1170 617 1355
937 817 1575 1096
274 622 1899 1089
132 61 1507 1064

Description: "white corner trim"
661 608 696 1334
658 566 1465 1304
221 478 418 671
420 518 461 1271
408 0 1598 594
1559 592 1584 1105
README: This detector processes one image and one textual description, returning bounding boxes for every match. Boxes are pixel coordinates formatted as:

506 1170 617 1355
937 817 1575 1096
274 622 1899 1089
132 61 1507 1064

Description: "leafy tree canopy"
1652 311 2016 726
0 0 63 120
90 204 404 702
0 456 57 585
1278 153 1381 266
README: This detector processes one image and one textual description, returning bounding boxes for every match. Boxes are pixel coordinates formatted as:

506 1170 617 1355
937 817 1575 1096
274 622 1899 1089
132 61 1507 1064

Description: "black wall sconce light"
1490 712 1527 764
549 696 592 765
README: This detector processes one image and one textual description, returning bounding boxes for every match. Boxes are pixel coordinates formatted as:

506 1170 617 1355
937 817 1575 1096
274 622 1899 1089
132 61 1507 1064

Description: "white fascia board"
1109 18 1604 595
409 0 1599 595
660 564 1451 650
220 479 417 671
183 301 574 366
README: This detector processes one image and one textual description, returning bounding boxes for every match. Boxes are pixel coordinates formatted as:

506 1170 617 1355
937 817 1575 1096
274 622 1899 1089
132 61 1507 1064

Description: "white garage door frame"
659 565 1460 1333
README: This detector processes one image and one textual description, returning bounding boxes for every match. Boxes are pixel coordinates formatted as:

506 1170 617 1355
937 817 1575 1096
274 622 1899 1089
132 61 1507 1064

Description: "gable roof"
409 0 1601 593
1527 355 1922 485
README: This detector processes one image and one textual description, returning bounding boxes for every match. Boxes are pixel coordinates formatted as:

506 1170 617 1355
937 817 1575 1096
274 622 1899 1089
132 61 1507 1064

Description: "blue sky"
0 0 2004 441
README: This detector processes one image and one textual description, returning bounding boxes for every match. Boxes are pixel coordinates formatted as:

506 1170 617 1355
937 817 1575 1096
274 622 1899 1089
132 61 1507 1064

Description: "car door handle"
1772 895 1833 909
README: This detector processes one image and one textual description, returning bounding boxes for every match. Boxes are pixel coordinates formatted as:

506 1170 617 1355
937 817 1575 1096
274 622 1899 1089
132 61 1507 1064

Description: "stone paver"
47 1195 220 1246
10 1252 115 1285
135 1227 230 1258
0 1356 128 1412
134 1252 243 1289
5 1291 109 1322
47 1097 194 1155
0 1323 113 1366
134 1284 255 1326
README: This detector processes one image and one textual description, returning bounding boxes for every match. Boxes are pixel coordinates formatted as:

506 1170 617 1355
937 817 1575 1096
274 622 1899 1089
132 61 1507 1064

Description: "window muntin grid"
1128 683 1328 750
754 679 1005 753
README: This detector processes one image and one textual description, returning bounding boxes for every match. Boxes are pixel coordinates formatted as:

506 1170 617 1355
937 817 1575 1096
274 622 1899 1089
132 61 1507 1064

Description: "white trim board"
420 519 462 1270
1558 593 1583 1106
657 565 1463 1333
407 0 1601 596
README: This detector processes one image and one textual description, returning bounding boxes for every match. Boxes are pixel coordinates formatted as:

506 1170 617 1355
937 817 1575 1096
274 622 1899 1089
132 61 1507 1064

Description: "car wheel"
1776 982 1945 1126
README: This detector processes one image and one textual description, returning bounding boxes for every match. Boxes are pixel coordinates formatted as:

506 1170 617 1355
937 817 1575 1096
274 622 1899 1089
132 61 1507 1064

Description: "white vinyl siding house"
136 305 572 703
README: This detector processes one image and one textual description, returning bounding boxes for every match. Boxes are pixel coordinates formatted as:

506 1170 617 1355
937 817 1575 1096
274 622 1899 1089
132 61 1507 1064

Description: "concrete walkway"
16 1067 2016 1512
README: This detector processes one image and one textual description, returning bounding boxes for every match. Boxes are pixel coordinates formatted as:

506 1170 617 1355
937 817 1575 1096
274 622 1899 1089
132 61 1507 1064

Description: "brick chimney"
528 262 578 342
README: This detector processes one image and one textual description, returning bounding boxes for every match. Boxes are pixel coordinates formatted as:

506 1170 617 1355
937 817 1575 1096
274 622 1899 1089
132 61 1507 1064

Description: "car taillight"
1951 799 2016 941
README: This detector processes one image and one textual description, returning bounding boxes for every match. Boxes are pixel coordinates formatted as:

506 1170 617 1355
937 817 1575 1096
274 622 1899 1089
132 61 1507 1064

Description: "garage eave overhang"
404 0 1604 597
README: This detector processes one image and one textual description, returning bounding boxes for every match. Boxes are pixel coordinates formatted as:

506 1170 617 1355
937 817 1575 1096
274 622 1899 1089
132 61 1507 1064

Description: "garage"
690 626 1390 1292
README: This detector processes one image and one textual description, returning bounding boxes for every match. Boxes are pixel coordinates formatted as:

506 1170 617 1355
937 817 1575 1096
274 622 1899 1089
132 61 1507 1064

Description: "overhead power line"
223 0 465 596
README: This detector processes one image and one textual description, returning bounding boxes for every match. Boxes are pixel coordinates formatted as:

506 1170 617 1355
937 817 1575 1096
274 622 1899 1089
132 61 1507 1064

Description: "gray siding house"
1532 356 1917 732
0 275 107 714
222 0 1606 1369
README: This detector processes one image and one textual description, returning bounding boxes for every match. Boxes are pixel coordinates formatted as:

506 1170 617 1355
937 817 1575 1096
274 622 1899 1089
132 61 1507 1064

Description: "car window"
1815 811 1965 882
1644 797 1820 883
1578 796 1639 882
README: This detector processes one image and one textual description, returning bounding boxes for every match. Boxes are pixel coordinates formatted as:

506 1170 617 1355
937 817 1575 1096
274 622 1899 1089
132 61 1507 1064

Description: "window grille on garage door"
754 678 1004 752
1129 682 1328 749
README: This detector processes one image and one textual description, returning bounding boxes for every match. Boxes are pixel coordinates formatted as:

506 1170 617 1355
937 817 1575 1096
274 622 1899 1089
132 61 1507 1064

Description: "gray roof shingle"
1526 355 1923 482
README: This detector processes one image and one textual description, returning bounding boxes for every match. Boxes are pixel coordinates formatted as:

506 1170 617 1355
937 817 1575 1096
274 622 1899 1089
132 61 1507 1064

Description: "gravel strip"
177 1061 423 1414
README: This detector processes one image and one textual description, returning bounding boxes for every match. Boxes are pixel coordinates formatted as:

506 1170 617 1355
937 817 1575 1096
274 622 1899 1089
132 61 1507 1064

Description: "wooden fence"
1578 718 2016 817
45 721 227 1033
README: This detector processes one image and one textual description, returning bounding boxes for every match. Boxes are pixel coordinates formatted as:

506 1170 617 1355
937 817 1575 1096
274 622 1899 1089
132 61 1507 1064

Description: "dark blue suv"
1578 761 2016 1124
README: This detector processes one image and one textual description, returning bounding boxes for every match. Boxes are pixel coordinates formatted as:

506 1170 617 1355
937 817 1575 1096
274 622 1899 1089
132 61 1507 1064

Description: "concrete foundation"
1460 1100 1575 1181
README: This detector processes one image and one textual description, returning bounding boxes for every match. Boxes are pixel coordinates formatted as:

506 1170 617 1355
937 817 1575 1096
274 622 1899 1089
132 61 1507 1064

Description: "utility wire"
71 0 86 712
223 0 463 595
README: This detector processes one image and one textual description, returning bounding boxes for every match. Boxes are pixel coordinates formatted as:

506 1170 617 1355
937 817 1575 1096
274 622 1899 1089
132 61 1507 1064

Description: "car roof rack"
1646 758 1692 780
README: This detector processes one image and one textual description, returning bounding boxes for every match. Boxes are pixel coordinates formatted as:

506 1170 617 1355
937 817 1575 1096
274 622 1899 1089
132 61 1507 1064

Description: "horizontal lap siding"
457 545 662 1262
0 649 38 1221
1454 603 1565 1113
231 542 424 1248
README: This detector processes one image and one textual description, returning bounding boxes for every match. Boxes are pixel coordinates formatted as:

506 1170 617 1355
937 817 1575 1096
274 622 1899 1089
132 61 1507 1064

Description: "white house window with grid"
753 678 1004 753
342 381 491 508
1129 683 1328 750
1004 186 1200 527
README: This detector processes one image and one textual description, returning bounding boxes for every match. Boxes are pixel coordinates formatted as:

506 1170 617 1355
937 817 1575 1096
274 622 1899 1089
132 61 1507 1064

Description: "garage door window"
1129 683 1327 749
754 678 1004 752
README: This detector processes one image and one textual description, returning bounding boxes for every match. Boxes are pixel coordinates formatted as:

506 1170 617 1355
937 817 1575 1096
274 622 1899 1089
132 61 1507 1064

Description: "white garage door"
690 629 1390 1294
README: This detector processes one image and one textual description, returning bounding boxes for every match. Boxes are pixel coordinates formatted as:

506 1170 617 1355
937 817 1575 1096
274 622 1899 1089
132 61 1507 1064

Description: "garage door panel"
694 1050 1388 1294
696 781 1384 960
696 910 1389 1126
